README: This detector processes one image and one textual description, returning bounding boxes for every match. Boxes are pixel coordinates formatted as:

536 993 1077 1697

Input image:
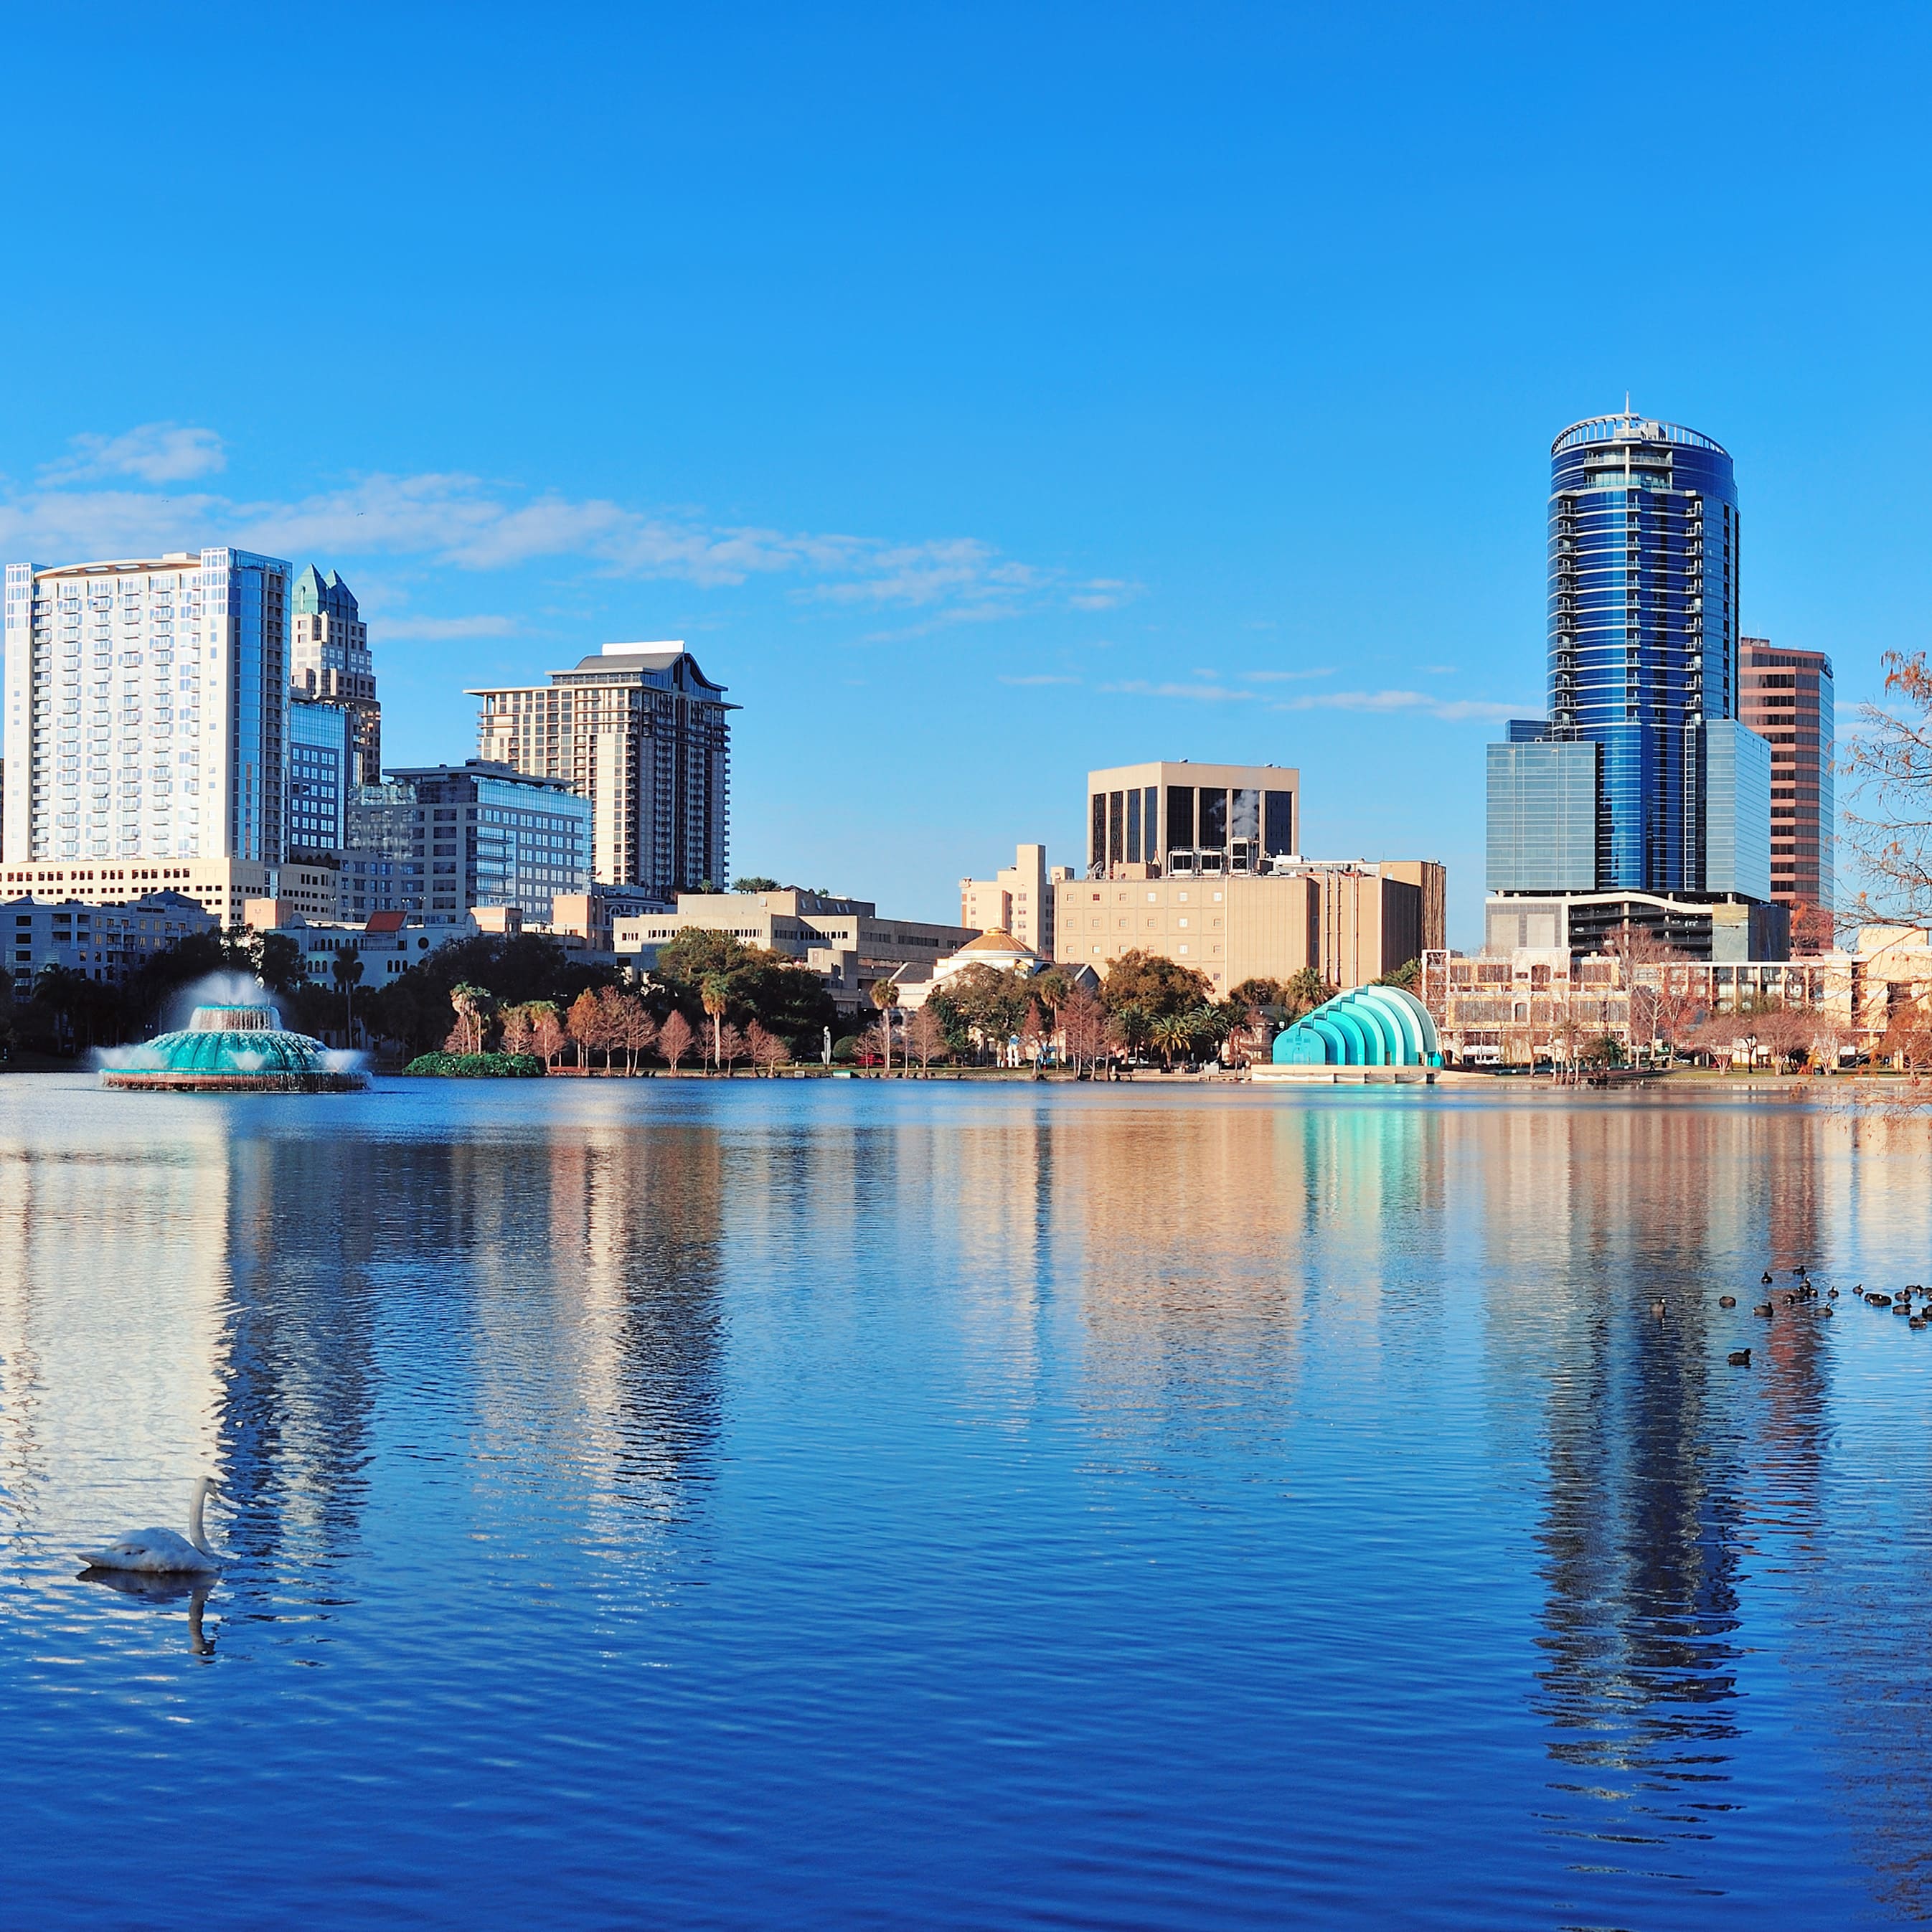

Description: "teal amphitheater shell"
100 1004 367 1093
1271 986 1441 1068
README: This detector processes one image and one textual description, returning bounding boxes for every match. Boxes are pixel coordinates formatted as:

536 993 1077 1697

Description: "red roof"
365 910 407 933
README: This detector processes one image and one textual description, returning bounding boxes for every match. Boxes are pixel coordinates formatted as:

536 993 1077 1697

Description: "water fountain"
100 1000 367 1093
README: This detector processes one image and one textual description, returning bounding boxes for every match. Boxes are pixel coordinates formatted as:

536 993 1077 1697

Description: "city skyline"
2 12 1925 949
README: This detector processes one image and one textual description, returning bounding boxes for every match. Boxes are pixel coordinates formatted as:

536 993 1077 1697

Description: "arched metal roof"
1272 986 1441 1068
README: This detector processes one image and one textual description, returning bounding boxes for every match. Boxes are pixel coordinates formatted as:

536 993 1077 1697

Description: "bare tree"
567 988 607 1074
499 1003 536 1057
1880 1000 1932 1074
903 1004 946 1073
1059 986 1106 1075
1603 920 1688 1067
595 986 639 1071
1020 1000 1045 1070
717 1022 748 1075
529 1001 566 1071
659 1009 695 1073
1842 649 1932 921
613 991 657 1073
748 1020 788 1076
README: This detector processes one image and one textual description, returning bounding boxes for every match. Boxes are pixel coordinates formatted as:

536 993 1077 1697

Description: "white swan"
79 1476 222 1575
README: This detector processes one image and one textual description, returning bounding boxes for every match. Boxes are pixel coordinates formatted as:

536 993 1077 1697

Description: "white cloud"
0 445 1116 626
1271 689 1528 722
377 613 516 640
1100 677 1526 721
42 423 226 485
1069 579 1136 611
999 673 1080 687
1243 666 1334 682
1100 679 1250 702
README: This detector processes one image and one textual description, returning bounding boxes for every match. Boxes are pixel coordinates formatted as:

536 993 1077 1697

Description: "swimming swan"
79 1476 222 1575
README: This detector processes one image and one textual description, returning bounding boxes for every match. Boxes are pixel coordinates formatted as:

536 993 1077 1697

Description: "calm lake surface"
1 1075 1929 1929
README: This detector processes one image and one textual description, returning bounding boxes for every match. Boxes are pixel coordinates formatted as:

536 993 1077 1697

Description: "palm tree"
331 947 364 1047
700 974 730 1072
870 978 900 1075
1151 1010 1196 1070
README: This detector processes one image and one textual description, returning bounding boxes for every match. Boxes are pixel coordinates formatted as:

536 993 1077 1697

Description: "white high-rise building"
4 549 291 867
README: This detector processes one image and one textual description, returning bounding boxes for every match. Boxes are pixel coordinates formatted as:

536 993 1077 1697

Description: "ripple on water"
0 1077 1923 1929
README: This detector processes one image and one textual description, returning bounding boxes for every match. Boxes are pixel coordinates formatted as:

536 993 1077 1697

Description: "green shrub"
403 1051 545 1078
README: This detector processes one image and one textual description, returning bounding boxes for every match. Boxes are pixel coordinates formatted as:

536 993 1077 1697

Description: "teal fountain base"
102 1004 367 1093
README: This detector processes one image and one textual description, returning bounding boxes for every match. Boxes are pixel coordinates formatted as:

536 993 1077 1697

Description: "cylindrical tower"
1547 412 1738 892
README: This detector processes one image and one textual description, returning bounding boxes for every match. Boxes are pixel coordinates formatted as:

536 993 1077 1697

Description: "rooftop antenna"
1624 390 1631 418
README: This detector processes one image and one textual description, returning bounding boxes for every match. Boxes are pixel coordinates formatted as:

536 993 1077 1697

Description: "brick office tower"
1738 638 1834 921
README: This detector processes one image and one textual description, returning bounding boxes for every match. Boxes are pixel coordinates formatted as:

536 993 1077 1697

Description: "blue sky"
4 4 1927 946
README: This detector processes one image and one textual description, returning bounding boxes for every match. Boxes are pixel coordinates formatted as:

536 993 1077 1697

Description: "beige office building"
0 856 341 928
1085 760 1300 880
1054 859 1445 995
959 842 1070 955
614 887 973 1012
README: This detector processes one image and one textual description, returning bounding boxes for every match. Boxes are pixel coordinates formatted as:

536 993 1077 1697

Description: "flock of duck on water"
1646 1265 1932 1368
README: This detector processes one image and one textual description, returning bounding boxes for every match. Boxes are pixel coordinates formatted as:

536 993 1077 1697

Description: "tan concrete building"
470 644 732 902
1423 925 1932 1067
959 843 1071 955
613 888 973 1013
0 857 341 928
1053 859 1445 996
1085 760 1300 880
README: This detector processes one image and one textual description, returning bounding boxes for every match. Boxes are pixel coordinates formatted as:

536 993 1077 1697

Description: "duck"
1762 1271 1774 1285
78 1476 222 1576
1651 1299 1668 1319
1827 1288 1839 1300
1718 1294 1737 1309
1728 1348 1752 1366
1755 1302 1775 1317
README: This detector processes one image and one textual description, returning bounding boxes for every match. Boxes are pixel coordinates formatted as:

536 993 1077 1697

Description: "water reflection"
218 1132 380 1570
4 1080 1932 1929
80 1569 217 1655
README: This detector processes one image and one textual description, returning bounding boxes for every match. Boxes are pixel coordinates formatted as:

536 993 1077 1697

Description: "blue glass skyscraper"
1547 410 1738 890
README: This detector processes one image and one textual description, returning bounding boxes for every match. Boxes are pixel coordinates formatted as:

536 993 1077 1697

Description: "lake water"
1 1075 1929 1929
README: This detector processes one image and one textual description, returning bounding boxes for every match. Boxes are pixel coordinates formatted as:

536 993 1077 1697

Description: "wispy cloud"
1 428 1123 626
999 673 1080 687
1272 689 1527 722
1100 679 1251 702
377 613 517 640
42 423 226 485
1243 666 1334 682
1422 664 1459 676
1101 674 1525 721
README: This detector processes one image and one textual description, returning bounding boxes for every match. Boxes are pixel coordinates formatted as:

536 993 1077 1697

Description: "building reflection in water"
1018 1096 1446 1476
462 1107 726 1538
0 1106 234 1568
1471 1102 1836 1862
218 1129 381 1568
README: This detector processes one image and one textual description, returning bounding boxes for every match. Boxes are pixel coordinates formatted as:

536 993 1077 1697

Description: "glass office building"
288 697 353 857
1547 411 1738 891
1486 736 1598 892
355 763 592 924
